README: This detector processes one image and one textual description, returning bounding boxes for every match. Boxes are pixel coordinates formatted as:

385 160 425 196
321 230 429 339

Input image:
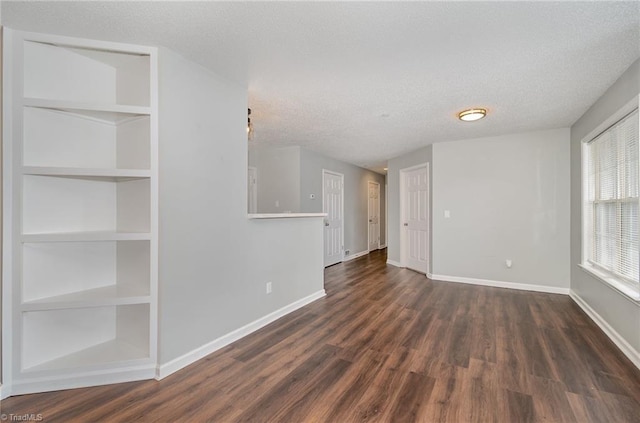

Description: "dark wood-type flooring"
3 249 640 422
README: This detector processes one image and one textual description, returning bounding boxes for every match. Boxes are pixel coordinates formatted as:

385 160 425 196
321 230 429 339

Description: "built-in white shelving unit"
2 29 158 396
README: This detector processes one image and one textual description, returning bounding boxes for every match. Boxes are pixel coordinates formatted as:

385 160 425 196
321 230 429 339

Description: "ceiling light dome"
458 108 487 122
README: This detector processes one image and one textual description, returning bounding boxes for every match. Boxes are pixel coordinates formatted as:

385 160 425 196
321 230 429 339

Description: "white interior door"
402 164 428 274
323 170 344 267
368 181 380 252
248 167 257 213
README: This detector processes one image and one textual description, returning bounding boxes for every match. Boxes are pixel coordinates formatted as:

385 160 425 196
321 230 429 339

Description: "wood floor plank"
424 375 466 423
233 344 341 422
268 358 352 423
469 301 498 364
346 347 417 422
505 389 535 423
305 348 390 422
388 371 436 422
2 249 639 423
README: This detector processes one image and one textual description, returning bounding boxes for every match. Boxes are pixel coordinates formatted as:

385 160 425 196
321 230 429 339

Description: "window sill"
578 264 640 303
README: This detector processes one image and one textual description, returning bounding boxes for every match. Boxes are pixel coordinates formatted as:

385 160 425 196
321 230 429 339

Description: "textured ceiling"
3 1 639 173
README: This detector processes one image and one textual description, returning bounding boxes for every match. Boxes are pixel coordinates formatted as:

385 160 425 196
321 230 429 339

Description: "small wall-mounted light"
458 108 487 122
247 108 254 138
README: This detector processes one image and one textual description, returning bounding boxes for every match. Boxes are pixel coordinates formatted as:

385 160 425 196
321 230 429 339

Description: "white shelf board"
22 285 150 311
22 339 150 373
23 98 150 123
22 166 151 181
22 232 151 243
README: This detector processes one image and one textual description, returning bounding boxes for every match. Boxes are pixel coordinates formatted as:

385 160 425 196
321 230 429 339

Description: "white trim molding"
386 259 404 268
378 244 387 249
570 291 640 370
8 366 155 397
156 289 326 379
344 250 368 262
427 273 570 295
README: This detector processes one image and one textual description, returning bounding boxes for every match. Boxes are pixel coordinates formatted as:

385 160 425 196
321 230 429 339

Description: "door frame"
385 182 388 249
368 180 381 252
399 163 429 271
322 169 345 265
248 166 257 213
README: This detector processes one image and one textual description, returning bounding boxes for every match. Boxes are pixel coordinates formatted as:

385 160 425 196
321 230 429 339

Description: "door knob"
369 219 373 223
325 222 330 226
404 223 408 226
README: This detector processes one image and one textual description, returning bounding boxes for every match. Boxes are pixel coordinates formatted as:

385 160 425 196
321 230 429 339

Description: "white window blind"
584 108 639 291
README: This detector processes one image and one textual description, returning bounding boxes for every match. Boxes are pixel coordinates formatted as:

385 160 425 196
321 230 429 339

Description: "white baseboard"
344 250 368 262
428 273 570 295
378 244 387 249
156 289 326 379
570 291 640 370
386 259 404 268
0 384 5 400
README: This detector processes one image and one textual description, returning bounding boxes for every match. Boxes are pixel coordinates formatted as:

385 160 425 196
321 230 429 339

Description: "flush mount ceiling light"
458 108 487 122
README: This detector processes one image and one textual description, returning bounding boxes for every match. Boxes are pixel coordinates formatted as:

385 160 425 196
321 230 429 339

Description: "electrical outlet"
345 249 350 255
266 282 272 294
505 259 512 268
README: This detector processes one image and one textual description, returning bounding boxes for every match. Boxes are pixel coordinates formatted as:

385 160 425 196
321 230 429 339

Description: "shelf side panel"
22 241 117 302
117 117 150 169
117 304 150 355
116 240 150 292
116 178 150 233
116 54 150 107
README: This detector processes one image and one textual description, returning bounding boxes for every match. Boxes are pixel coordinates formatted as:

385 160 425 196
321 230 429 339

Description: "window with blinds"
584 108 639 294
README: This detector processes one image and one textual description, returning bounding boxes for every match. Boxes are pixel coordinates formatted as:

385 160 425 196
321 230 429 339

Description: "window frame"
580 96 640 302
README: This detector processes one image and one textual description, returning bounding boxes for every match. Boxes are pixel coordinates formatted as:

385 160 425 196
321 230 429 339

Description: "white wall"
570 59 640 364
299 147 386 255
157 48 324 369
431 129 570 289
248 146 301 213
248 144 386 257
386 130 570 292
